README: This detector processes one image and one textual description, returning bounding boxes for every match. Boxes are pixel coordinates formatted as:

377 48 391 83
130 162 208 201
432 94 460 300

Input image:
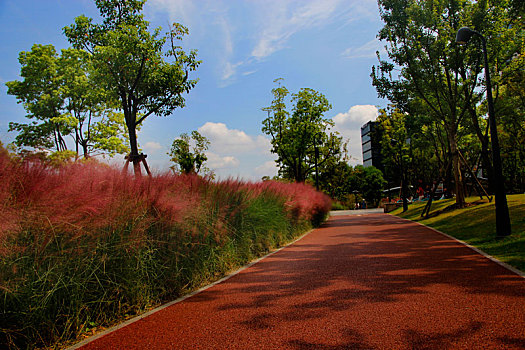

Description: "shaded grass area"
0 150 331 349
391 194 525 273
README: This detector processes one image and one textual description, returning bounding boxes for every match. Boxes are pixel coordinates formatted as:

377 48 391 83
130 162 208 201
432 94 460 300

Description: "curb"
67 228 315 350
391 214 525 279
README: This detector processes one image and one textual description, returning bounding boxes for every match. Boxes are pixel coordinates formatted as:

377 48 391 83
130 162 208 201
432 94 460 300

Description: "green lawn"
390 194 525 273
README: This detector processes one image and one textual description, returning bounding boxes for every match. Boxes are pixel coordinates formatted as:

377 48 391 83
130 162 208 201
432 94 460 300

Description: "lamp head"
456 27 475 45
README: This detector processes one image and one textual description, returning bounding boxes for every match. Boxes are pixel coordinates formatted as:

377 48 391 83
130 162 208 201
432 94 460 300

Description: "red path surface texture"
79 214 525 349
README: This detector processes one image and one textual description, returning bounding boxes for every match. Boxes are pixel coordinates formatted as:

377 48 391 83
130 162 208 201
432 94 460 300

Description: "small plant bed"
390 194 525 273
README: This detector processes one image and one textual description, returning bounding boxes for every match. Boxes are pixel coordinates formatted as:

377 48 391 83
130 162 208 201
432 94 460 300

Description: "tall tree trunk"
75 128 80 156
56 126 67 151
126 115 141 176
447 125 465 207
296 162 304 183
82 142 89 159
468 107 494 193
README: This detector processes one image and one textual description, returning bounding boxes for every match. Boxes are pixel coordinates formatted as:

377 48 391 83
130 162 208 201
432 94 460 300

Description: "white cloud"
147 0 379 85
196 122 275 179
333 105 378 128
222 61 243 81
251 0 342 59
332 105 378 166
206 151 240 169
340 129 364 166
143 141 163 154
254 160 279 178
146 0 196 27
198 122 271 155
215 13 240 83
342 38 386 59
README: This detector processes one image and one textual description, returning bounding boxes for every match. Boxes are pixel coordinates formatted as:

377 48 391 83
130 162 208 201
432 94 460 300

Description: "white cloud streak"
251 0 342 59
342 38 386 59
148 0 377 84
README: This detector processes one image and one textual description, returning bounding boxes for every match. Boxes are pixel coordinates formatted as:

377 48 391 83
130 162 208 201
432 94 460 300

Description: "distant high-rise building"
361 121 383 172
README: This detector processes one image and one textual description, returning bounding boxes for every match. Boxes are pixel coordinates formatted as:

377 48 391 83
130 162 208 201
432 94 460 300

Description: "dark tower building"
361 121 383 173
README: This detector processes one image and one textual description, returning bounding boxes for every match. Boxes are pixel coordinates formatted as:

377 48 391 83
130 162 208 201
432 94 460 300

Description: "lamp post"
456 27 511 237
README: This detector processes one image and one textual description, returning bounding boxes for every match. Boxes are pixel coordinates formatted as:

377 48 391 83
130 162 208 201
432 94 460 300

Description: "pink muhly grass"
258 181 332 222
1 147 332 258
0 152 201 256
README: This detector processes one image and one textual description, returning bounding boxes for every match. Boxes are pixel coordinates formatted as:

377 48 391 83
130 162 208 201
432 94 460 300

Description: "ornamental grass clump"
0 149 331 349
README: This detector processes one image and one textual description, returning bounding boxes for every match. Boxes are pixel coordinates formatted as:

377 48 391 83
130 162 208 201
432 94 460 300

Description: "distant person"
417 185 424 200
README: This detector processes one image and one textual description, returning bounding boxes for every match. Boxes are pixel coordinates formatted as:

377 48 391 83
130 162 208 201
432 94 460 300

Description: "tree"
372 0 480 208
317 158 352 201
456 0 524 194
361 166 387 208
262 79 344 183
168 131 210 174
58 48 129 158
347 165 386 208
6 44 69 152
6 44 130 158
64 0 200 175
373 0 525 204
375 107 412 211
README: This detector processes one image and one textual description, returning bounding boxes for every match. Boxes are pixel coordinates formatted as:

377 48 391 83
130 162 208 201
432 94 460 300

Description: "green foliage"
375 106 442 192
47 150 78 167
315 160 386 208
6 44 129 158
372 0 480 207
361 166 387 207
317 159 353 201
372 0 525 198
350 165 387 208
168 131 210 174
8 121 57 150
6 44 68 152
64 0 200 174
262 78 345 182
376 106 410 184
90 111 131 156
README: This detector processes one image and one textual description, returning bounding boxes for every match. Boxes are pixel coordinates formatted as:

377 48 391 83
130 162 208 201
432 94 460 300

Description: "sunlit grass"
391 194 525 272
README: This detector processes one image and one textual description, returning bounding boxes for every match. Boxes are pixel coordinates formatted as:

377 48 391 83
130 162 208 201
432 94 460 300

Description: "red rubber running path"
78 213 525 349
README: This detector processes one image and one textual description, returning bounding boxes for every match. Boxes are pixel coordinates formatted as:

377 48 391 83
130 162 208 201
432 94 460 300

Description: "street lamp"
456 27 511 237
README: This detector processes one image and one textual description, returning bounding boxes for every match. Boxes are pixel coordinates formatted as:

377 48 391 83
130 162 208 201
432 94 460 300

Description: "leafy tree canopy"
6 44 130 158
168 131 210 175
262 78 345 183
64 0 200 174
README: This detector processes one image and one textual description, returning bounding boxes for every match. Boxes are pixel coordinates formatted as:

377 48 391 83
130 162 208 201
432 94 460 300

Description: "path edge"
67 228 316 350
392 214 525 279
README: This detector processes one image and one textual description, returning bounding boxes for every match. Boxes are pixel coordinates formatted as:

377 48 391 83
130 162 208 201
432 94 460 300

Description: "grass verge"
390 194 525 273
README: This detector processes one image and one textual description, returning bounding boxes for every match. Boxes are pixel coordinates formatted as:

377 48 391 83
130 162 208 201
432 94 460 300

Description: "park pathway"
77 213 525 349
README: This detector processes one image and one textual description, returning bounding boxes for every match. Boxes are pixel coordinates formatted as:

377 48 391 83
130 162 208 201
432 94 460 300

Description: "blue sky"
0 0 387 180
